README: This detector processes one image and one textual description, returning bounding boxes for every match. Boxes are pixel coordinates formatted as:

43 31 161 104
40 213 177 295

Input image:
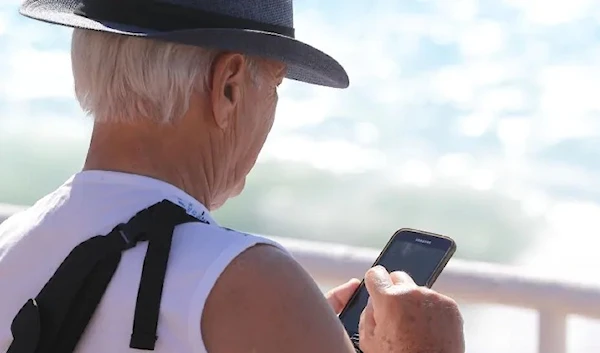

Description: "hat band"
73 1 295 37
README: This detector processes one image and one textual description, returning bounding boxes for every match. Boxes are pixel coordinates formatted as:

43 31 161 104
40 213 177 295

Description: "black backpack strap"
7 200 198 353
129 201 198 350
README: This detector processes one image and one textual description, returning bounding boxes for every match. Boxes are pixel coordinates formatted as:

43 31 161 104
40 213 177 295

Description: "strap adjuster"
112 223 142 250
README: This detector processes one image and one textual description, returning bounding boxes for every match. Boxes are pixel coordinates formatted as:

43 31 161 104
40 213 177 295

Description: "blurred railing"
3 203 600 353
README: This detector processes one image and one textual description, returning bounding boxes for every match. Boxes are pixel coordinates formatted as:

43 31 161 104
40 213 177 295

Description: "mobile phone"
338 228 456 338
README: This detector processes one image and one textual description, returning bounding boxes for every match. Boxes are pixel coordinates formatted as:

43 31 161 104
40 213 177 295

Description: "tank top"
0 170 285 353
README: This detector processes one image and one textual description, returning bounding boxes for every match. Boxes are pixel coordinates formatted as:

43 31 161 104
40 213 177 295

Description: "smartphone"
338 228 456 339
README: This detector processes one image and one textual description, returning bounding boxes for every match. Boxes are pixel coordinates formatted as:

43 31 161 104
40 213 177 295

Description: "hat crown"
147 0 293 27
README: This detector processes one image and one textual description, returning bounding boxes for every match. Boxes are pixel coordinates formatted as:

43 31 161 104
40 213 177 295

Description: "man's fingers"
358 297 376 349
390 271 417 287
364 297 375 326
325 278 361 314
364 265 394 299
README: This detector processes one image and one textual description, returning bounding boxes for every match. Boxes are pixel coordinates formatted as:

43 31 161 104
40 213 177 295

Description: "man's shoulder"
200 234 353 353
171 222 289 266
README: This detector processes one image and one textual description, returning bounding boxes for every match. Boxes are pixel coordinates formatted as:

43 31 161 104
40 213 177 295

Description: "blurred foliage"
0 133 87 205
0 132 540 265
0 132 88 205
216 161 542 264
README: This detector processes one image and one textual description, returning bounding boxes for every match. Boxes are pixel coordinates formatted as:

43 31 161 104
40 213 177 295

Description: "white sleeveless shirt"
0 171 285 353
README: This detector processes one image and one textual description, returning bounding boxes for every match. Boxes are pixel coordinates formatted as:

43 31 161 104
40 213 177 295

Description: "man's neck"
83 123 215 209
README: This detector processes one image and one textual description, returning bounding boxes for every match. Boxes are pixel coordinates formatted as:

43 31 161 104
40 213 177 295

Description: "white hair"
71 29 260 124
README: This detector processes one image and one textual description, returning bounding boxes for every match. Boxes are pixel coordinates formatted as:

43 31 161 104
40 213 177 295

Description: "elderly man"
0 1 464 353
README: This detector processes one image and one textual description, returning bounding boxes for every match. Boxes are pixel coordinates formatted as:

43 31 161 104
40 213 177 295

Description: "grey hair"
71 29 261 124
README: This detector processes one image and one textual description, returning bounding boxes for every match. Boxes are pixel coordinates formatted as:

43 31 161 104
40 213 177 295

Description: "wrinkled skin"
359 267 465 353
84 53 285 211
324 269 465 353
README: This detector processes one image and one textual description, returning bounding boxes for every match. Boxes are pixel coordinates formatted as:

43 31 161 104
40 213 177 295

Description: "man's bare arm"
202 244 357 353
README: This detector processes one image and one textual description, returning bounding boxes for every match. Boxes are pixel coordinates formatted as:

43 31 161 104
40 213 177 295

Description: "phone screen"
339 234 451 336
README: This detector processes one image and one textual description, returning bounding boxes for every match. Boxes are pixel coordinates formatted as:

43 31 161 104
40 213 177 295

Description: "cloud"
260 134 386 174
534 64 600 144
458 20 507 58
504 0 594 25
0 49 74 100
0 12 6 35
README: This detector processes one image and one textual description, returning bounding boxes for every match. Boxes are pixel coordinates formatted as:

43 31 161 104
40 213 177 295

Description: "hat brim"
19 0 350 89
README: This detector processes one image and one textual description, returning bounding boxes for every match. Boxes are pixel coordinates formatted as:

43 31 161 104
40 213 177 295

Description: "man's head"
22 0 348 209
73 29 285 209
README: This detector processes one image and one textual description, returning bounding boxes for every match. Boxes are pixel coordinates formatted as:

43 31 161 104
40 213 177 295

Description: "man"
0 0 465 352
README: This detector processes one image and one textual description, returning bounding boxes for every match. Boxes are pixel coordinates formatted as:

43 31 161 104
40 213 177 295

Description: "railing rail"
269 236 600 319
2 203 600 353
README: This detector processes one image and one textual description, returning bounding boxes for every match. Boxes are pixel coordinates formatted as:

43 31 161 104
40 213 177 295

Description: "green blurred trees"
216 161 541 263
0 132 540 264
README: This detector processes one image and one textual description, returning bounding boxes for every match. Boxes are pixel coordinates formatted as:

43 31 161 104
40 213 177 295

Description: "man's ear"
209 53 247 131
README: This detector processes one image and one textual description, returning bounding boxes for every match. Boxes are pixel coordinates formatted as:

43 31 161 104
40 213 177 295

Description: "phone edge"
338 228 457 319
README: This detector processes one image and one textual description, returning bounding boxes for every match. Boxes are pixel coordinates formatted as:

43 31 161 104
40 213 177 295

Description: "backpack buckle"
112 223 141 250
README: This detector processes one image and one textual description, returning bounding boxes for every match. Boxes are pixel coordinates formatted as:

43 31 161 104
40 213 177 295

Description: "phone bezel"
338 228 456 328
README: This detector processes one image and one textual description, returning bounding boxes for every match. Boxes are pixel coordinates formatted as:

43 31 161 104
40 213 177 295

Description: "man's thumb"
364 265 393 301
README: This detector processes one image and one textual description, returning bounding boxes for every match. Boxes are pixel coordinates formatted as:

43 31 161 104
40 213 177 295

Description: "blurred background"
2 0 600 352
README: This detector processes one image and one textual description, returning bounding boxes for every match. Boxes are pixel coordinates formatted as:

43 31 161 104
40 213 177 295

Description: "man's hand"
325 278 361 314
359 266 465 353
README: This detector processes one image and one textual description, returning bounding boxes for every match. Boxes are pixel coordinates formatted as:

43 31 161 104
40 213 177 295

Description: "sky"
2 0 600 351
